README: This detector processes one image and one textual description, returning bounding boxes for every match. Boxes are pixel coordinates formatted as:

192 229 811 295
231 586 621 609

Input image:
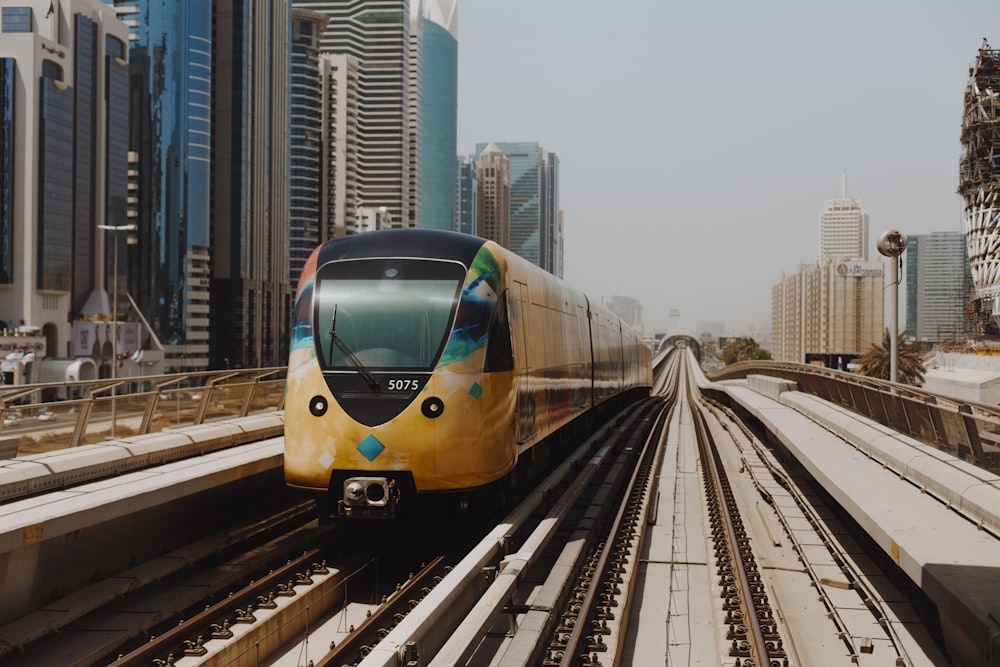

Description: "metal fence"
710 361 1000 473
0 368 286 456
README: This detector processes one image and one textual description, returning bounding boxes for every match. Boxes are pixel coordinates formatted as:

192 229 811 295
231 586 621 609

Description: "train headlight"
345 481 365 502
342 477 392 507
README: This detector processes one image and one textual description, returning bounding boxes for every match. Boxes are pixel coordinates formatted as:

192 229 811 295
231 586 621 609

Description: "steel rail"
110 548 322 666
557 401 667 667
689 376 778 667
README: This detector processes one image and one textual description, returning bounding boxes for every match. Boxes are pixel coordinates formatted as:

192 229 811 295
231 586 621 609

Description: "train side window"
485 291 514 372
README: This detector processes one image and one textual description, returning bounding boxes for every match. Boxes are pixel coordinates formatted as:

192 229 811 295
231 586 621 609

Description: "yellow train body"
284 229 651 517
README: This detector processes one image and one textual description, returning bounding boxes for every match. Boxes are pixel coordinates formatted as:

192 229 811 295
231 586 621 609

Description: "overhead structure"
960 39 1000 328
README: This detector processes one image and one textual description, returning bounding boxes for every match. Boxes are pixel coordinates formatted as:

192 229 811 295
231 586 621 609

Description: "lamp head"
877 230 906 257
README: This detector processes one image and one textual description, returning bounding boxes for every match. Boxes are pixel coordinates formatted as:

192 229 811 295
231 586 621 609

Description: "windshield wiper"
328 305 381 392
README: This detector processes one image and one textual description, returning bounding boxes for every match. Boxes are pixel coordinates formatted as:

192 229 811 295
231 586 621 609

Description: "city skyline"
455 1 1000 334
3 0 999 379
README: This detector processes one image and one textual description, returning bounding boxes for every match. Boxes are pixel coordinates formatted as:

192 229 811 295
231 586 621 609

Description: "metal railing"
709 361 1000 473
0 367 286 455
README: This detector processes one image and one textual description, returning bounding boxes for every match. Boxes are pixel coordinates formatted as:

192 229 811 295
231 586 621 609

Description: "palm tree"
722 337 771 365
855 329 925 386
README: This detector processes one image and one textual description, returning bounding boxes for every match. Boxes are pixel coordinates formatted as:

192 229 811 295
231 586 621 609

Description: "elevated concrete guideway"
708 373 1000 667
658 333 701 360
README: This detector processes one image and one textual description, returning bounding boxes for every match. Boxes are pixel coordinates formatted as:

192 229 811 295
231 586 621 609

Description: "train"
284 229 652 519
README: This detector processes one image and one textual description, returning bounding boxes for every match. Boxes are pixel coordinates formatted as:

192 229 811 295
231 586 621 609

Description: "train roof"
318 229 488 267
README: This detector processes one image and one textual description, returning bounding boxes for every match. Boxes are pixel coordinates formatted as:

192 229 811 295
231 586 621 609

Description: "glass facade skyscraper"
419 0 457 230
0 0 129 365
905 232 973 343
454 155 477 236
122 0 212 366
474 141 560 273
289 8 329 282
211 0 292 370
294 0 419 228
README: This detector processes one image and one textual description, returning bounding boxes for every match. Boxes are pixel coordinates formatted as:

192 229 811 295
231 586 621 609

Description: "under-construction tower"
960 39 1000 329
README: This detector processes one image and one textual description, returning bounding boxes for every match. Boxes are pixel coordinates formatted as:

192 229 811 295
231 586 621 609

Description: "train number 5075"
387 378 420 391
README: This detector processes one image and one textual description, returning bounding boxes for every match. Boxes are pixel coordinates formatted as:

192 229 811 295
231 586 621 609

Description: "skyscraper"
289 8 329 284
419 0 457 230
476 143 510 247
295 0 420 229
474 141 561 272
122 0 212 370
454 155 477 236
543 151 562 277
211 0 292 370
0 0 129 364
819 177 869 262
959 40 1000 328
905 232 972 343
319 52 361 239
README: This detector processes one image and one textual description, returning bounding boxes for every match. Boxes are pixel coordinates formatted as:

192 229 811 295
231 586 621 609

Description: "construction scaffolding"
960 39 1000 328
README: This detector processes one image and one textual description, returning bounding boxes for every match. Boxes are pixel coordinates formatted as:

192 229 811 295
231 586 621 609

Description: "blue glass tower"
420 0 457 230
905 232 973 343
121 0 212 362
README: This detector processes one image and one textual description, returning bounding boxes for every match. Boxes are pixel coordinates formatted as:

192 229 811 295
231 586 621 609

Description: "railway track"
2 351 955 666
0 495 323 667
690 373 788 666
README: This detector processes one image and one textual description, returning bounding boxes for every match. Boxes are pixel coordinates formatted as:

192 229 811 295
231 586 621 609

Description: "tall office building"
295 0 420 229
454 155 477 235
771 261 884 366
319 52 361 239
121 0 211 370
473 141 561 273
543 152 562 277
905 232 973 343
407 1 422 229
289 8 329 283
476 143 510 248
959 40 1000 327
0 0 130 363
608 295 643 334
819 177 869 262
419 0 457 230
211 0 292 370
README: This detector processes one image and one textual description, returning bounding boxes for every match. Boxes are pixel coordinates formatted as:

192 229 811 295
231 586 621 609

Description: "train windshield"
314 258 466 372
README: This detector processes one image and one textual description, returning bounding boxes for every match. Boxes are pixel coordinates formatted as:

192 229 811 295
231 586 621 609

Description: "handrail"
706 360 1000 472
0 367 287 454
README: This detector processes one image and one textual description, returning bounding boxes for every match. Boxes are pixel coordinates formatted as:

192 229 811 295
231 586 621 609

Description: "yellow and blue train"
284 229 651 519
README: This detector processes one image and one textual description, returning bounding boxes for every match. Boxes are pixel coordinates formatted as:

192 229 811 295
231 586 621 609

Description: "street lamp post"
98 223 137 438
877 230 907 384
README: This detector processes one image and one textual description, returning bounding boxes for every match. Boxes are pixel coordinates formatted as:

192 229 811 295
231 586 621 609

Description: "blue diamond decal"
468 382 483 400
357 434 385 462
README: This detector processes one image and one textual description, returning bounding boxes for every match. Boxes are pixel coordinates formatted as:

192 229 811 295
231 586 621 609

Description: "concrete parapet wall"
779 391 1000 536
746 374 798 401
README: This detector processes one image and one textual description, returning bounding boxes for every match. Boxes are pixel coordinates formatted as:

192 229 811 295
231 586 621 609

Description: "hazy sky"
454 0 1000 335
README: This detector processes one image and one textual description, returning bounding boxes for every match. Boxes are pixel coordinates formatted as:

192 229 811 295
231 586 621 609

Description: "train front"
284 232 517 519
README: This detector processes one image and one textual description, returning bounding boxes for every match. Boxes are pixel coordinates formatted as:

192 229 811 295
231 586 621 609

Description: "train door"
513 281 535 444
